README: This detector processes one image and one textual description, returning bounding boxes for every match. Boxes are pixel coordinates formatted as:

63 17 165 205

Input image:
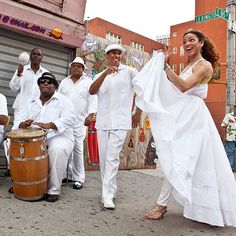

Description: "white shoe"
103 199 115 210
101 193 116 203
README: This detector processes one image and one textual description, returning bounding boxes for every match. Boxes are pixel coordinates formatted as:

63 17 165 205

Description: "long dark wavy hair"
183 30 220 71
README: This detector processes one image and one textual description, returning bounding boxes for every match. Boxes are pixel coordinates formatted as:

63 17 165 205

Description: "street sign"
195 7 230 23
215 7 229 20
195 12 219 23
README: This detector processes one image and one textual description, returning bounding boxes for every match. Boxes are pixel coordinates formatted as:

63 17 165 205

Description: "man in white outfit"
10 48 48 120
0 93 8 143
59 57 97 190
13 72 76 202
89 44 142 209
221 105 236 171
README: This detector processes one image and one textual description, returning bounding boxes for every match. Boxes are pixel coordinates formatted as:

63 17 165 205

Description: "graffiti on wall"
81 34 150 75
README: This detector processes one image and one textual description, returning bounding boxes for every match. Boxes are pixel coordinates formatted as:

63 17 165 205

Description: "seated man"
13 72 76 202
0 93 8 143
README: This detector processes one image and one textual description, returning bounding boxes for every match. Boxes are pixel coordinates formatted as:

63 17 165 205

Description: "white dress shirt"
58 75 97 128
94 64 138 130
0 93 8 140
10 64 48 112
13 91 76 141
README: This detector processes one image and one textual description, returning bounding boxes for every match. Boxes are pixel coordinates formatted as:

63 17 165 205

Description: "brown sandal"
144 204 167 220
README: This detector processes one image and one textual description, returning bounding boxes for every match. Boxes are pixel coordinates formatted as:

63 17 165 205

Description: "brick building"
87 17 163 54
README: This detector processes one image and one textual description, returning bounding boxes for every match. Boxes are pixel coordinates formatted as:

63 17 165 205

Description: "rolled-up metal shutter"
0 28 74 170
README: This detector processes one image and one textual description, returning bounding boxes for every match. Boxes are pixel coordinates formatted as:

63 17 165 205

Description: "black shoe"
8 186 14 194
62 178 73 184
73 181 83 190
5 169 10 177
45 194 59 202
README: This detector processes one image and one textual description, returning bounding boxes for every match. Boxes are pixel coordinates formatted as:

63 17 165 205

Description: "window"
106 32 122 44
173 47 177 55
173 32 177 37
180 46 184 56
172 64 177 72
130 41 144 51
156 36 170 46
180 63 185 73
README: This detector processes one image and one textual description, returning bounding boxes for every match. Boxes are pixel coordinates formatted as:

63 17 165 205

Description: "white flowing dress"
133 52 236 227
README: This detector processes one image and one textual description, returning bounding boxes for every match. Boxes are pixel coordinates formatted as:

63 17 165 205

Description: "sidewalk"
0 168 235 236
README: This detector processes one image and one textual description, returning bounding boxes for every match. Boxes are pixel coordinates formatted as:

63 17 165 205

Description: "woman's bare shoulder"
193 59 213 74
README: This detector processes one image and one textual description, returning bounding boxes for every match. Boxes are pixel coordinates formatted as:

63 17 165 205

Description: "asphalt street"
0 167 235 236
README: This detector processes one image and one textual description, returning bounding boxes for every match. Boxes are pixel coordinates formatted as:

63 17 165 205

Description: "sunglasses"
39 79 54 85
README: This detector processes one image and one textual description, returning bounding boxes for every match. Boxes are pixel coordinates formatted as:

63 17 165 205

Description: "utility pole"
226 0 236 112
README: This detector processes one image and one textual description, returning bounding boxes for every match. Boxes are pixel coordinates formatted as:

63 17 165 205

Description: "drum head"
6 128 46 139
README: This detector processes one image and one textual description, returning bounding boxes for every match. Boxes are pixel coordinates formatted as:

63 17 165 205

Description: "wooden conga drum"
6 128 48 201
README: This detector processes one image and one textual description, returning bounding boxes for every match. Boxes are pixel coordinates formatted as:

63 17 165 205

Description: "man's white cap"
104 44 125 54
69 57 85 67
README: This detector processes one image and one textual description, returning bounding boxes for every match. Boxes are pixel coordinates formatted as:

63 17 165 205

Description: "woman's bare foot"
144 204 167 220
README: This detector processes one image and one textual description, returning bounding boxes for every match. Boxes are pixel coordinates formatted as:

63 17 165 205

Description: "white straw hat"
104 44 125 54
69 57 85 67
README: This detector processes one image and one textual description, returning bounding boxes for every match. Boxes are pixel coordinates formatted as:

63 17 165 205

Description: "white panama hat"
104 44 125 54
69 57 85 68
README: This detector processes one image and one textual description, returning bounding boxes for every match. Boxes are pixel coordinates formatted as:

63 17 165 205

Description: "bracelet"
164 64 171 72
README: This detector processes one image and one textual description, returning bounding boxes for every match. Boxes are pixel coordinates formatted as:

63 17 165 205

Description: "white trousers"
97 129 127 201
3 139 10 168
67 126 86 183
156 178 173 206
47 135 74 195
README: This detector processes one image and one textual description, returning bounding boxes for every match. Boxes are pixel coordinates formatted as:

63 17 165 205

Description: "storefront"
0 0 86 166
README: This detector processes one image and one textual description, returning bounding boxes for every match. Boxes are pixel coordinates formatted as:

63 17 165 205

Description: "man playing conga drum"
13 72 76 202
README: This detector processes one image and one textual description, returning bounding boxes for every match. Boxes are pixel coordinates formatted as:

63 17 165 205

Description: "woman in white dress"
137 30 236 227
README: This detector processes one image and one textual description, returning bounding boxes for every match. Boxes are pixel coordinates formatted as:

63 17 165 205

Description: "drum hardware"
20 143 24 159
40 143 47 155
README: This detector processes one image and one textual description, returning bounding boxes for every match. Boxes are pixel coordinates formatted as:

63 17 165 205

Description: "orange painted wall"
88 17 164 53
169 0 229 140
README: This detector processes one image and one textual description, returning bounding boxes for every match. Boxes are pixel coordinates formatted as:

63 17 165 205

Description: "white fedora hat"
69 57 85 67
104 44 125 54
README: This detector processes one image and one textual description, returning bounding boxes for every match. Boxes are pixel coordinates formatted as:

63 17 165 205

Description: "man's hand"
0 115 9 126
19 119 34 128
17 64 24 77
84 114 93 126
32 121 56 130
105 65 118 75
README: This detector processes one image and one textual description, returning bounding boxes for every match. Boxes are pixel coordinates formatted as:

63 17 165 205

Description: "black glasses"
39 79 54 85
